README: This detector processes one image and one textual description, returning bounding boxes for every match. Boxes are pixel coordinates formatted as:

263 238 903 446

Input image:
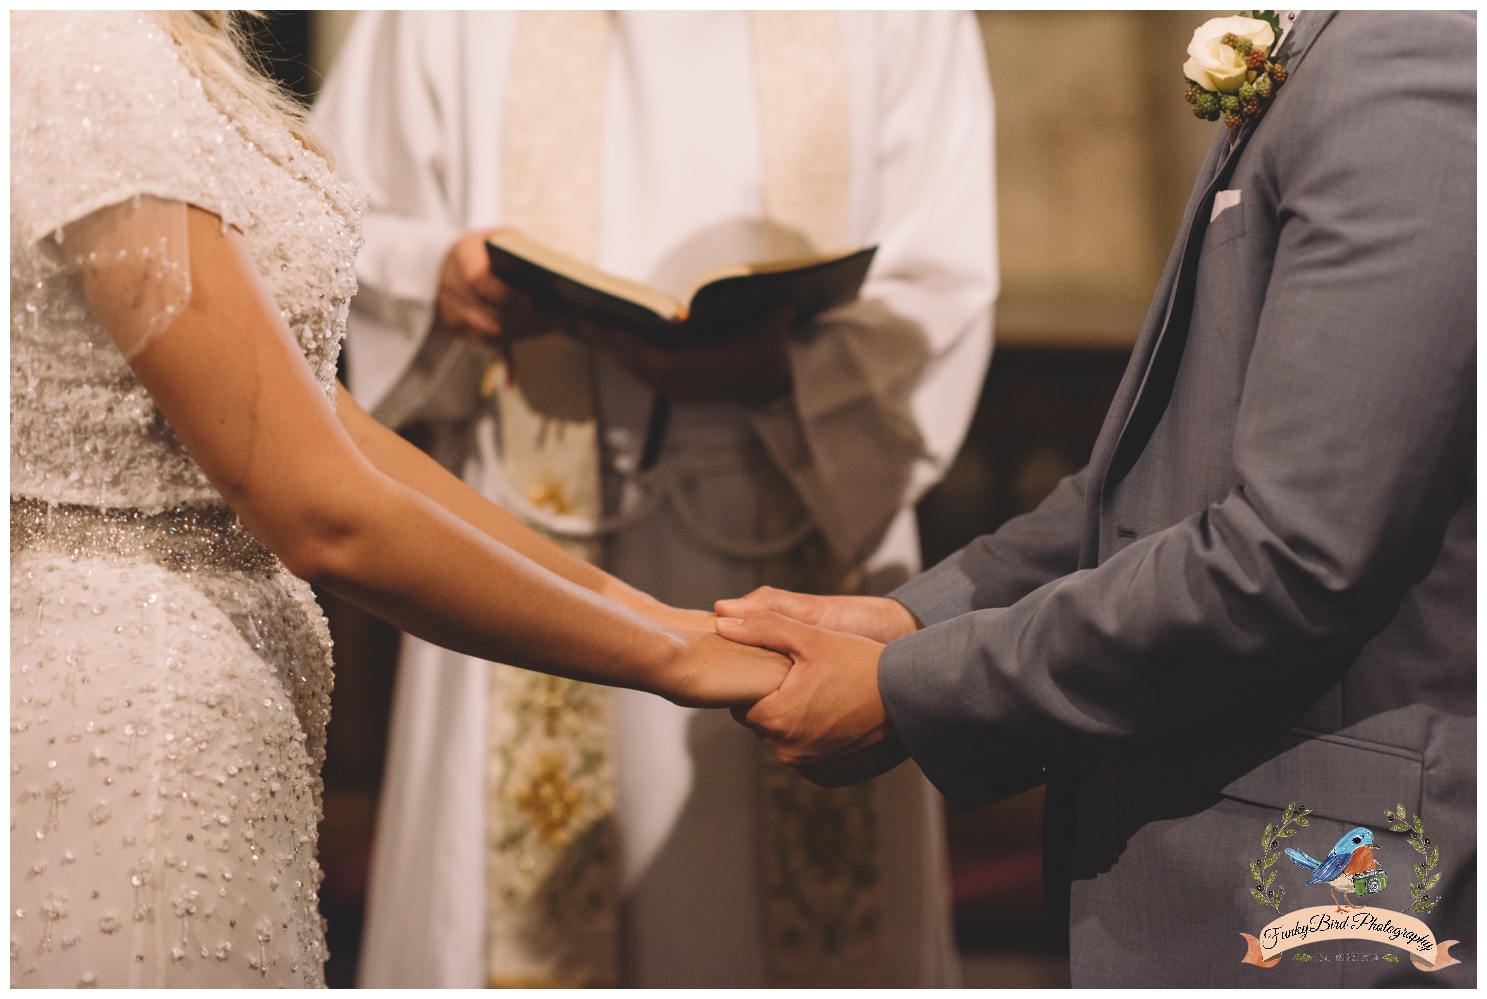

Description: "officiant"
314 11 996 988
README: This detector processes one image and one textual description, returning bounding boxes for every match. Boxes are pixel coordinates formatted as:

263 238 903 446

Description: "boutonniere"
1183 11 1289 135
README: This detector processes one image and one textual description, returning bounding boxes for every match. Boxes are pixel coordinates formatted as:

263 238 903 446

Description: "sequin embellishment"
11 10 361 988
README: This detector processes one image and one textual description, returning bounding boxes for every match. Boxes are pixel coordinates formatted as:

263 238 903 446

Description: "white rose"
1183 15 1276 93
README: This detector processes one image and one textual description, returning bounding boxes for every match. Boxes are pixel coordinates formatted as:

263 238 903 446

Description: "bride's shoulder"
10 11 235 246
12 11 182 83
11 11 205 143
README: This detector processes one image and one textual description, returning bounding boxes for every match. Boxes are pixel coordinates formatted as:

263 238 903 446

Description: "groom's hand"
715 612 908 786
715 587 921 645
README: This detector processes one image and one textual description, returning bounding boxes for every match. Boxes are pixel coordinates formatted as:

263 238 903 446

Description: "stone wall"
978 11 1221 347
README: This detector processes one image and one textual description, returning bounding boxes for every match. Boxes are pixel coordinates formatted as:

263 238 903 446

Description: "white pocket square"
1211 189 1242 222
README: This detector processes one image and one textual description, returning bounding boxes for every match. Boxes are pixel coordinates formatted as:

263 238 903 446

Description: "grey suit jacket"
881 12 1475 986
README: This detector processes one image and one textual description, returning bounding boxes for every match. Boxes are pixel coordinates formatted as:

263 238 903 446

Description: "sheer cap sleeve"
10 11 254 246
10 10 363 514
51 196 192 359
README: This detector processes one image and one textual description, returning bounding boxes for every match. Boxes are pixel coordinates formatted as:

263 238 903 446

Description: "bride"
10 10 787 988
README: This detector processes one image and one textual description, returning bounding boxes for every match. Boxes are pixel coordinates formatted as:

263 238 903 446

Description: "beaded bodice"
10 11 363 512
10 12 362 987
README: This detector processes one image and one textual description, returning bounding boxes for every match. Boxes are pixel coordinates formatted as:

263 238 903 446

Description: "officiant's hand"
579 305 795 406
715 612 909 786
716 587 921 645
437 229 550 344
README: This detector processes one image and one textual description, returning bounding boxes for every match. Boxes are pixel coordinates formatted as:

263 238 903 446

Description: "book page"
491 228 683 320
647 217 819 304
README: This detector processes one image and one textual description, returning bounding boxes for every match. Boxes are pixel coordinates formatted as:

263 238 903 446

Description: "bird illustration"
1286 826 1382 912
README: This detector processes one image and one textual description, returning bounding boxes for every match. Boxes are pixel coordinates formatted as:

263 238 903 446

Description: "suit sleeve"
749 11 997 566
880 13 1476 810
891 466 1089 625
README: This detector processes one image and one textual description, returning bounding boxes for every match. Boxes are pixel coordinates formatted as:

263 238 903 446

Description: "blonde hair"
164 11 331 164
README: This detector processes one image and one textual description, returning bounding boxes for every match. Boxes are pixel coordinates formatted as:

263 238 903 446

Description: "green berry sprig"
1183 32 1288 131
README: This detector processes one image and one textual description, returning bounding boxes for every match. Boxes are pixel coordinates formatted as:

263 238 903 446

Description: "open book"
486 228 877 347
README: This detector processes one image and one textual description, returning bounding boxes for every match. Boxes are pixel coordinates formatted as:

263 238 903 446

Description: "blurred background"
248 10 1219 988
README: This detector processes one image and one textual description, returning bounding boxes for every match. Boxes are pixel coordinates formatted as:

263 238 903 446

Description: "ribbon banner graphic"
1240 906 1460 971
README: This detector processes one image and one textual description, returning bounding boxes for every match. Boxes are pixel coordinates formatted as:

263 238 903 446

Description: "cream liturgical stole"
484 11 884 987
483 12 615 989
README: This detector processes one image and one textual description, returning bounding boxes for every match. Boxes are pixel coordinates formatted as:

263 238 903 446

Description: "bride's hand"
600 581 719 634
651 605 720 633
661 631 791 709
715 586 920 644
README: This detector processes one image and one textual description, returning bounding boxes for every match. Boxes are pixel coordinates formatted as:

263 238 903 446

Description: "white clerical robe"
315 11 995 988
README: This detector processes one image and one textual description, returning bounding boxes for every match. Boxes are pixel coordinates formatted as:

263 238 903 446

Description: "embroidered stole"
485 12 615 989
748 17 891 989
485 11 885 987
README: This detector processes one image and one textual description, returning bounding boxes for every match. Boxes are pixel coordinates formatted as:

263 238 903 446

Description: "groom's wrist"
875 597 921 643
888 598 922 634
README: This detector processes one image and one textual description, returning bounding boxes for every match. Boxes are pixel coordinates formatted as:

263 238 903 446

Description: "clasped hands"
440 229 916 787
713 587 921 788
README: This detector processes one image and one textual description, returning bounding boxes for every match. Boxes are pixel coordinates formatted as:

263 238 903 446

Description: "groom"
719 11 1475 986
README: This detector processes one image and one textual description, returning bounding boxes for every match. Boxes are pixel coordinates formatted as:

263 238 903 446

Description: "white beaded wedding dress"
10 12 361 987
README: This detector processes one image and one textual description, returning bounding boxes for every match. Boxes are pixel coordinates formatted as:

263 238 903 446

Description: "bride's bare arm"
332 383 714 633
82 205 786 705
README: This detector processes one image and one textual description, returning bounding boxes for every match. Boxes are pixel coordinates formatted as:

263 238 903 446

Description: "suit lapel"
1095 11 1337 499
1273 10 1336 78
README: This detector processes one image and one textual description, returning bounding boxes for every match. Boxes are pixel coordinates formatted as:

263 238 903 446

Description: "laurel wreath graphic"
1247 802 1443 916
1385 804 1441 913
1250 801 1311 911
